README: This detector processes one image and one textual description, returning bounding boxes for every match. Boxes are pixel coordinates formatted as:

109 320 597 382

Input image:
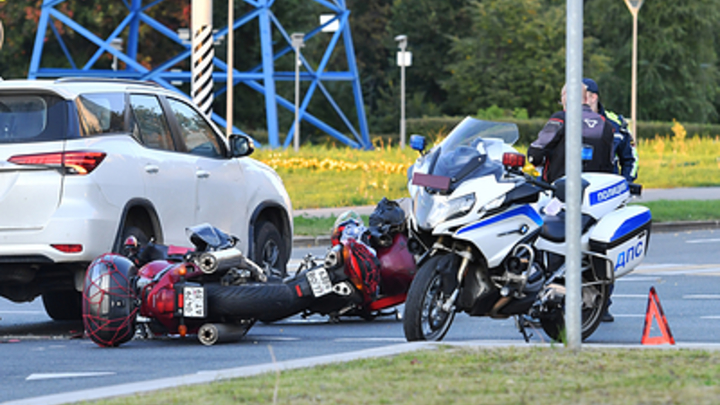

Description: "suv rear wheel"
254 221 287 278
42 290 82 321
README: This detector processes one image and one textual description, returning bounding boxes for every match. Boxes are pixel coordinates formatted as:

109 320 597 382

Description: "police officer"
527 82 615 184
582 78 639 322
582 78 638 182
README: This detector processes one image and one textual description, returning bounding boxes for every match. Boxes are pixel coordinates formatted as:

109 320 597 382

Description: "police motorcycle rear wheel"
539 276 610 342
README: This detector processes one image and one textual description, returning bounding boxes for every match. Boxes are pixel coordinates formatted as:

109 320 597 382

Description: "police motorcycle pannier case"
588 205 651 279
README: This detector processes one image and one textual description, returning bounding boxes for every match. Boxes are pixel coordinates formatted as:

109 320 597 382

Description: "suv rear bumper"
0 214 119 264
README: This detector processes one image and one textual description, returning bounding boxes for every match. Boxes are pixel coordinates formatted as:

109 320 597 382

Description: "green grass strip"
87 346 720 405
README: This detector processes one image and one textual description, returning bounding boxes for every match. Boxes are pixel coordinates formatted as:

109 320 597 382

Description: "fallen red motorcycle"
82 199 417 347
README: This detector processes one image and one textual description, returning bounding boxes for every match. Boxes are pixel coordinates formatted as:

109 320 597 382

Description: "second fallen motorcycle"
82 200 417 347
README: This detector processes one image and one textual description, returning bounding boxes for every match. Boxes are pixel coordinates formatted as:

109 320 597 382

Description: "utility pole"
565 0 583 351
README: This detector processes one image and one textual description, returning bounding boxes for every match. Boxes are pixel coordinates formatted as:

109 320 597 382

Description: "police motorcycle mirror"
409 134 426 154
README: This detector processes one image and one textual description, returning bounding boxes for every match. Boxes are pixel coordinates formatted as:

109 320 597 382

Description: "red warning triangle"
641 286 675 345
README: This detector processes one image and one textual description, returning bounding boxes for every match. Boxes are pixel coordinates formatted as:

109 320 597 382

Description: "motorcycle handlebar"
508 167 557 192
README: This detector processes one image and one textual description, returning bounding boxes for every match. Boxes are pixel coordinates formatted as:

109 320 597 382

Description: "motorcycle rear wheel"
403 255 456 341
540 278 610 342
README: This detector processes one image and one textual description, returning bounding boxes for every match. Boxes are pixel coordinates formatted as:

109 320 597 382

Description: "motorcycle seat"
540 212 595 243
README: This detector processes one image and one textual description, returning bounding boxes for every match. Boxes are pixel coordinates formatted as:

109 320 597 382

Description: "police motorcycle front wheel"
403 254 456 342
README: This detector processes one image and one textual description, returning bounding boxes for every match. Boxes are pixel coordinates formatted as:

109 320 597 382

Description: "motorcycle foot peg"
197 323 247 346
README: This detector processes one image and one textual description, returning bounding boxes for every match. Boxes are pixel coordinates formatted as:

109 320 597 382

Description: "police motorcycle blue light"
589 180 629 206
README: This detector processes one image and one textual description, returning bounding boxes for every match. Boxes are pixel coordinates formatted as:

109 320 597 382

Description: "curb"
291 221 720 248
292 235 331 248
652 220 720 233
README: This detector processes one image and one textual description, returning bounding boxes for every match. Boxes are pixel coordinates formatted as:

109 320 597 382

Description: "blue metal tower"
28 0 371 149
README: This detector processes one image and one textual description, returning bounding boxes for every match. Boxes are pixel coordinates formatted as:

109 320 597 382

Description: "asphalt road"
1 229 720 404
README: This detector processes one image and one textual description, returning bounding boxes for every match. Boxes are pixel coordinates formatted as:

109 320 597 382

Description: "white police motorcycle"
402 117 651 342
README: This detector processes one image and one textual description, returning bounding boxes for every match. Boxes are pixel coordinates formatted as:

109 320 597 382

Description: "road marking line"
26 372 115 381
248 336 300 341
0 310 45 314
687 238 720 244
617 277 661 282
281 318 328 324
684 295 720 300
701 316 720 320
334 337 406 342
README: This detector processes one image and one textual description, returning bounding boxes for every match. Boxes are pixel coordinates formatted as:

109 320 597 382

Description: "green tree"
585 0 720 123
441 0 610 119
389 0 473 112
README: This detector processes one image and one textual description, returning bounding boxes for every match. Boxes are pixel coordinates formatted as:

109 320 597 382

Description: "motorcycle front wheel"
403 255 456 341
540 277 610 342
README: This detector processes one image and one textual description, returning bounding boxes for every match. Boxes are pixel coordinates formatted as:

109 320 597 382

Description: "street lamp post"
291 33 305 152
226 0 234 137
395 35 411 149
110 38 123 71
624 0 644 141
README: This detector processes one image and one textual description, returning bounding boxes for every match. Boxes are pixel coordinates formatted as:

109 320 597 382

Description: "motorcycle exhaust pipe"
324 245 344 269
197 323 248 346
196 248 245 274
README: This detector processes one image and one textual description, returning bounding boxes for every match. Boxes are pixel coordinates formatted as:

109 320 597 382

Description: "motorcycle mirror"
502 152 525 168
409 134 426 153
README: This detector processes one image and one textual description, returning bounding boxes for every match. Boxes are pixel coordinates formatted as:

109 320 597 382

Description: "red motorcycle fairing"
136 261 204 334
376 233 416 296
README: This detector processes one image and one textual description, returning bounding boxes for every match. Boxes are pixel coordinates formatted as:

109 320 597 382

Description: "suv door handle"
196 170 210 179
145 165 160 174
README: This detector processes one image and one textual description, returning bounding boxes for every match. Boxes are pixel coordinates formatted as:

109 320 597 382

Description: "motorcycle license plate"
307 268 333 297
183 286 206 318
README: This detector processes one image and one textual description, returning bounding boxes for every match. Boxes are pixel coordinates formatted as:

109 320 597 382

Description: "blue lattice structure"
28 0 371 149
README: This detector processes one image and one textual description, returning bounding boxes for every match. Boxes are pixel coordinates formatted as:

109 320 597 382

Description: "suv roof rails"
54 77 163 88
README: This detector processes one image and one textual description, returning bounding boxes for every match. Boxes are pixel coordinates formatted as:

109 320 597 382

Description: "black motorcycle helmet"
82 254 138 347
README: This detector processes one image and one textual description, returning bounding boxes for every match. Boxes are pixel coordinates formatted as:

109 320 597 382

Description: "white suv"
0 78 293 320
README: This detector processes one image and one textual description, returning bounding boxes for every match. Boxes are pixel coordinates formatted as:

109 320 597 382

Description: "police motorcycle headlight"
478 195 506 216
426 193 476 229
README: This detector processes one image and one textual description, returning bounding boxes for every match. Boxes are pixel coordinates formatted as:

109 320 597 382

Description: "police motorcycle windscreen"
410 117 519 231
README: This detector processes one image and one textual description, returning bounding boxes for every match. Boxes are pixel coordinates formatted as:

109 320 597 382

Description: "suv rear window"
0 94 68 143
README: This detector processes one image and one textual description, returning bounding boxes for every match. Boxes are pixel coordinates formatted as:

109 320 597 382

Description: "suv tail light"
8 151 106 175
51 244 83 253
